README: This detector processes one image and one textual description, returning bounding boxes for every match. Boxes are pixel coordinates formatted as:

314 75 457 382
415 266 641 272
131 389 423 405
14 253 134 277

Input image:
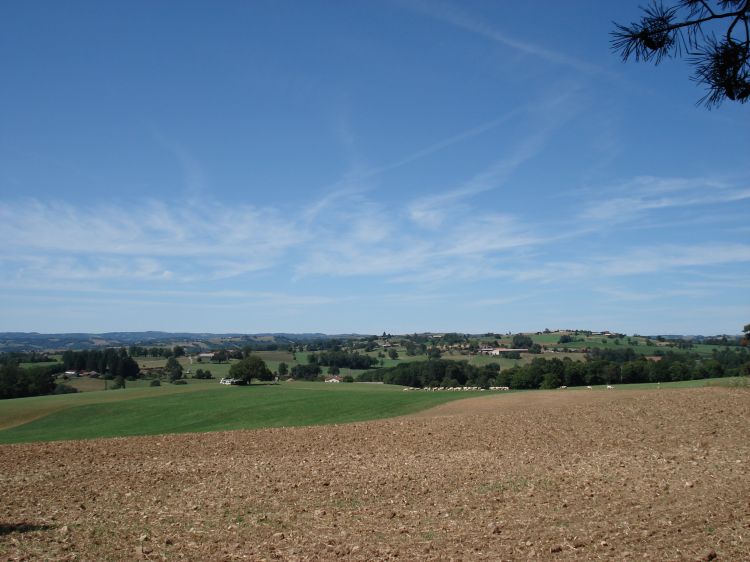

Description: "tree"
290 363 322 380
743 323 750 346
512 334 534 349
388 349 399 360
172 345 185 357
118 356 141 380
229 356 273 383
277 362 289 376
612 1 750 107
165 356 183 382
541 371 562 389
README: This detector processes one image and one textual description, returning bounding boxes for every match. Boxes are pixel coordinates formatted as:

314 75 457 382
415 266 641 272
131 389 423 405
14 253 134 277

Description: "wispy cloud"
0 199 303 282
151 131 207 201
508 243 750 285
597 244 750 277
400 0 609 75
363 109 523 179
593 286 707 302
410 136 548 229
581 176 750 223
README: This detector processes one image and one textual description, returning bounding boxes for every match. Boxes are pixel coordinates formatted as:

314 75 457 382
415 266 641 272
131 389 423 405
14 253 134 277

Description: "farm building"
479 348 528 355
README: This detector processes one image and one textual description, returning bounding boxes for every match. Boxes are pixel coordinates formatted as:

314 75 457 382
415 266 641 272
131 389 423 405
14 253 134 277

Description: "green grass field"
18 361 60 370
0 378 218 431
0 381 480 444
575 378 713 390
1 376 741 445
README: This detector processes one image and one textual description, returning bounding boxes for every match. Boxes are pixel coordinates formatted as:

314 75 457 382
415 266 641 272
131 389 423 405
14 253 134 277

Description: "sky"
1 1 748 335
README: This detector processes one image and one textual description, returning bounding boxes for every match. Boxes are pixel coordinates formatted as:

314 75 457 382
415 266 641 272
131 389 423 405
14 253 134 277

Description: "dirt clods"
1 387 748 560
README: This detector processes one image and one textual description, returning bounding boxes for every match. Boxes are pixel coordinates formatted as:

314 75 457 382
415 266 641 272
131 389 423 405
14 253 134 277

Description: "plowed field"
1 388 748 561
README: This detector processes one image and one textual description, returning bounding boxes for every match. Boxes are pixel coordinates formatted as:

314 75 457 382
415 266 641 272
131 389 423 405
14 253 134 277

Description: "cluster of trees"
359 360 500 388
126 346 181 358
290 363 323 380
510 334 542 353
361 346 749 390
512 334 533 348
302 338 348 352
702 336 742 346
437 333 470 345
228 356 274 383
503 349 749 389
193 368 213 379
61 349 140 379
404 342 426 356
0 363 72 400
0 352 54 364
308 351 377 369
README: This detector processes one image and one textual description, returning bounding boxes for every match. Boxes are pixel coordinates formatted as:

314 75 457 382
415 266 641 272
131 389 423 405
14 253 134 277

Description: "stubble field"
1 387 748 561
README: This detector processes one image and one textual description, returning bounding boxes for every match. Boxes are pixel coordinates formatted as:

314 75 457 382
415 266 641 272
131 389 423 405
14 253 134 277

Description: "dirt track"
1 388 749 561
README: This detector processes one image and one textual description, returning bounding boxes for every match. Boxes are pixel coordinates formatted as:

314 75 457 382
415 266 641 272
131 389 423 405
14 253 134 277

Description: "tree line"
61 349 140 379
0 352 55 364
359 360 500 388
360 347 749 390
307 350 378 369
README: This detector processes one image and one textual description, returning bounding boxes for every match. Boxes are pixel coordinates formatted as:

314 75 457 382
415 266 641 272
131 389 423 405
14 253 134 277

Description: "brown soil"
1 388 748 561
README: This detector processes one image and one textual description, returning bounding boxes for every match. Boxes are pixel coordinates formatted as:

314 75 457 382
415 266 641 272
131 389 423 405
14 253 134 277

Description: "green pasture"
137 357 168 369
689 343 728 356
574 378 710 390
63 377 204 392
0 381 480 444
18 361 60 370
254 350 296 363
181 358 233 378
0 378 217 432
529 333 564 344
0 376 742 445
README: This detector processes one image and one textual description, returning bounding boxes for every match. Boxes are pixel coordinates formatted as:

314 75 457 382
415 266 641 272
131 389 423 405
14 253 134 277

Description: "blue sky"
1 1 748 335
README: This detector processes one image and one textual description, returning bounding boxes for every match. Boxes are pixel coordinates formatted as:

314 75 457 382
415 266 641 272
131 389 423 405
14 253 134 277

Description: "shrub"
194 369 213 379
342 375 354 383
172 379 187 385
150 379 161 387
53 383 79 395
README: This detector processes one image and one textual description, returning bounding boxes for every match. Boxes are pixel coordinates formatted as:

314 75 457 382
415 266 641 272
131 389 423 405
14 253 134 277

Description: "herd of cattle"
402 385 616 391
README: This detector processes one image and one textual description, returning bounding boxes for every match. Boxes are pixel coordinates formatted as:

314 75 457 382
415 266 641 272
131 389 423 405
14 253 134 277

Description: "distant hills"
0 330 740 352
0 332 358 352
